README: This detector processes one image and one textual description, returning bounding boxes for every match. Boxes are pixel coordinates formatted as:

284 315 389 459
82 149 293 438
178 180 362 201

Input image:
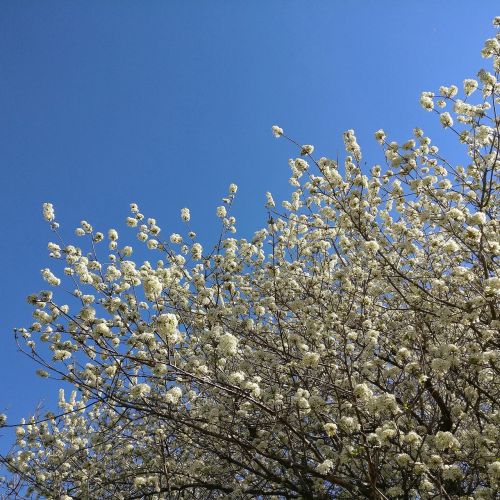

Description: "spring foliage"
2 18 500 500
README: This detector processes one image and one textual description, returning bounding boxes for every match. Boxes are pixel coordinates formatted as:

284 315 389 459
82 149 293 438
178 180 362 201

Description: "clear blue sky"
0 1 497 447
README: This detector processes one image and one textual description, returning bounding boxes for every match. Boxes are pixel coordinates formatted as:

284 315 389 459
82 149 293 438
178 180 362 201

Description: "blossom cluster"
2 18 499 500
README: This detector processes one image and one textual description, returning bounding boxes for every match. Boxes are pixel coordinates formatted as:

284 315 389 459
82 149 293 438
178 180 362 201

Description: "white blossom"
374 129 386 144
143 276 162 300
93 323 112 338
216 206 227 218
191 242 203 260
434 431 460 451
420 92 434 111
323 423 337 437
53 350 71 361
265 192 275 208
228 371 246 385
316 459 334 475
42 203 55 222
364 240 379 254
300 144 314 156
272 125 283 137
130 383 151 399
439 112 453 128
339 416 359 433
463 78 478 95
41 268 60 286
218 333 238 356
165 386 182 404
180 208 190 222
156 313 179 342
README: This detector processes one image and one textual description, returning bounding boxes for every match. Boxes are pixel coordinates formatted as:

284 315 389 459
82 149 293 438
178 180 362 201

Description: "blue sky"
0 1 498 448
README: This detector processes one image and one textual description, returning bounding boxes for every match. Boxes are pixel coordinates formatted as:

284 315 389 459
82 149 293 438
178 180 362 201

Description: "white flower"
228 371 246 385
443 239 459 254
265 192 275 208
272 125 283 137
374 129 386 144
229 183 238 194
439 85 458 98
364 240 379 254
137 231 148 242
80 221 93 233
180 208 190 222
105 265 121 282
218 333 238 356
316 459 334 475
245 381 261 398
404 431 422 446
53 350 71 361
481 37 500 58
339 416 359 433
105 365 117 377
442 464 463 481
386 486 404 497
469 211 486 225
396 453 411 467
126 217 138 227
165 386 182 404
130 383 151 399
434 431 459 451
216 206 227 218
143 276 162 301
93 323 112 338
133 476 147 487
48 242 61 256
42 203 55 222
372 393 400 414
343 130 362 161
463 79 478 95
150 224 161 236
191 243 203 260
420 92 434 111
300 144 314 156
488 461 500 480
439 112 453 128
323 422 337 437
301 351 320 368
156 313 179 342
108 229 118 241
464 226 481 242
353 383 373 401
41 268 61 286
485 277 500 297
476 125 493 145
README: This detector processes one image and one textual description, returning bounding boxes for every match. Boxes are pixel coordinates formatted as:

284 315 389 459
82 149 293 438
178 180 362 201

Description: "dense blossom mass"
1 18 500 500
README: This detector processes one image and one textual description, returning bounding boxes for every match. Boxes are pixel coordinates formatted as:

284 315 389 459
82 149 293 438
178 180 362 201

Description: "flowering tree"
2 18 500 500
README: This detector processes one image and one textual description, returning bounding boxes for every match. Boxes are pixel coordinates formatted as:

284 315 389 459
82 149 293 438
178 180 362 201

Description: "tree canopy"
1 17 499 500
